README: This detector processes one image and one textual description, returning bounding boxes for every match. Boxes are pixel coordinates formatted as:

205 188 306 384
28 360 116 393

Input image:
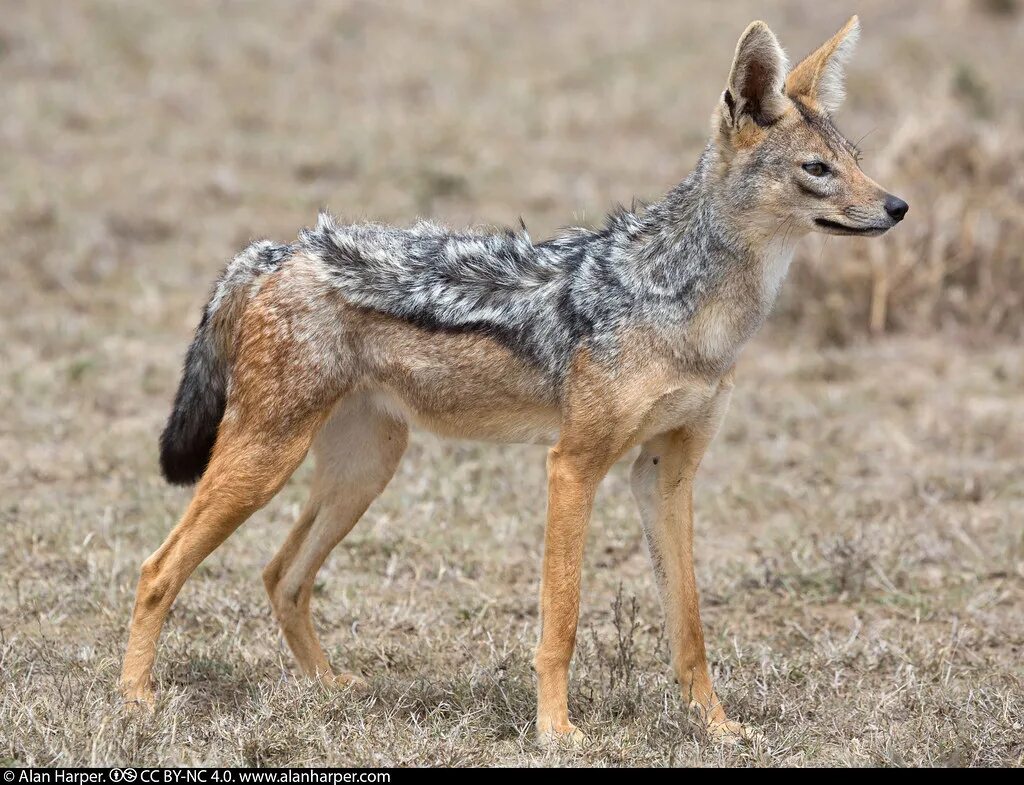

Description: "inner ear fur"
785 16 860 114
723 21 789 130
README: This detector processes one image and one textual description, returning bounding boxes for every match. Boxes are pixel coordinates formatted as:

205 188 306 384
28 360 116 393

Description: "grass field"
2 0 1023 768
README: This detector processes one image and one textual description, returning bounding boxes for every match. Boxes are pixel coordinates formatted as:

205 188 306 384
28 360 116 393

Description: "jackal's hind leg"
120 403 328 707
263 393 407 686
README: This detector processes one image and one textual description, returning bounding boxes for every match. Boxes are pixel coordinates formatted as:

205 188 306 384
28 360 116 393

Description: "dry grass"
1 0 1022 768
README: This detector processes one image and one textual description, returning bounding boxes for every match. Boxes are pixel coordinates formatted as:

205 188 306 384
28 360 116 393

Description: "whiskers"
767 216 797 251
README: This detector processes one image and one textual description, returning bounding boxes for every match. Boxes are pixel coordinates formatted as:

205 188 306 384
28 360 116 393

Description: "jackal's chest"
633 373 735 445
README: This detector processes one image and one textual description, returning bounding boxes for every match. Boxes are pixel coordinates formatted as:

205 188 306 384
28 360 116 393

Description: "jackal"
122 16 906 742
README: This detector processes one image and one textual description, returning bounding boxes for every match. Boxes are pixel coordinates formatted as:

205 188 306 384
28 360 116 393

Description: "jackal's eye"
802 161 830 177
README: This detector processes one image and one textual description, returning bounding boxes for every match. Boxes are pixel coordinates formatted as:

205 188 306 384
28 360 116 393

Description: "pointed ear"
785 16 860 113
720 21 789 132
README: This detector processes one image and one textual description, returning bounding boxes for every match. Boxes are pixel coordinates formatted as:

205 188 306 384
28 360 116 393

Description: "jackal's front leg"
534 445 604 743
631 424 748 740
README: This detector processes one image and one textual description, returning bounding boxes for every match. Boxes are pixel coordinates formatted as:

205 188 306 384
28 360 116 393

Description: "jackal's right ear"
718 21 789 139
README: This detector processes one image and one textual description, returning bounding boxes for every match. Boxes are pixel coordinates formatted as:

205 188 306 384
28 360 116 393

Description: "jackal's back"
297 213 635 381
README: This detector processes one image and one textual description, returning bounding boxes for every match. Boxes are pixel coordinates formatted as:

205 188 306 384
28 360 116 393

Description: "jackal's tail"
159 241 291 485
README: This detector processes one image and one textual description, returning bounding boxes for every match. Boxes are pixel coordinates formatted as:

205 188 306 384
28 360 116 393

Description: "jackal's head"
712 16 907 239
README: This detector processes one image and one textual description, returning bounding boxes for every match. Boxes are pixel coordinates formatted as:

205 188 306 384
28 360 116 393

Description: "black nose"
885 194 909 222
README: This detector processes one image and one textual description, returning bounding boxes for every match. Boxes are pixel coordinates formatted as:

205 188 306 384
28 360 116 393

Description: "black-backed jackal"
122 16 907 743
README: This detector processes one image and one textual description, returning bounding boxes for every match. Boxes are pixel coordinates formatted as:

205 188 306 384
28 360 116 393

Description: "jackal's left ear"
785 16 860 114
720 21 789 134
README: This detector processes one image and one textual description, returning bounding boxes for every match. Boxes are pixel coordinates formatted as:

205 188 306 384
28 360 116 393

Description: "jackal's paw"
536 721 588 749
327 672 367 691
120 681 156 715
706 718 759 745
686 700 758 744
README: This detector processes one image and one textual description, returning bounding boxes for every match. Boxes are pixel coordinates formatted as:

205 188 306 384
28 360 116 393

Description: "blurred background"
1 0 1022 767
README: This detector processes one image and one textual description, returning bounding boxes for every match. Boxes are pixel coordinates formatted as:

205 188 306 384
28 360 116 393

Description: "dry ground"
1 0 1022 768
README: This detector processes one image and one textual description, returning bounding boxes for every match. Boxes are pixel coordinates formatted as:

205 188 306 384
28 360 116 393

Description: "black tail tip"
158 421 217 486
